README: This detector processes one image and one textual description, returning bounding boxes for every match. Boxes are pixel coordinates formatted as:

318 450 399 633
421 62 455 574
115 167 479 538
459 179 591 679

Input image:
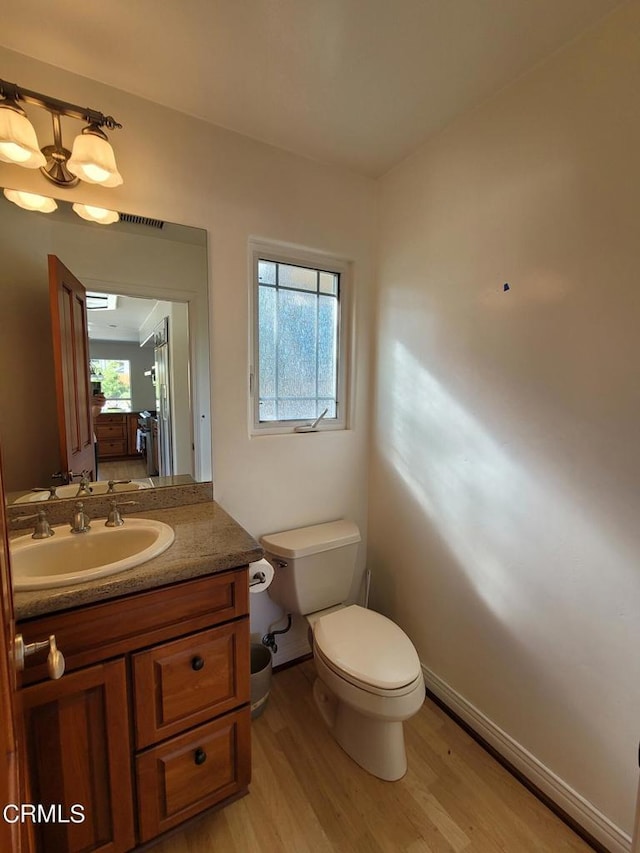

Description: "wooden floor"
153 660 593 852
97 458 147 479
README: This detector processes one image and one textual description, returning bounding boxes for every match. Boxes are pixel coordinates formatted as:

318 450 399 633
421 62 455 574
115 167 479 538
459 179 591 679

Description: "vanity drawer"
136 706 251 842
18 568 249 685
133 619 250 748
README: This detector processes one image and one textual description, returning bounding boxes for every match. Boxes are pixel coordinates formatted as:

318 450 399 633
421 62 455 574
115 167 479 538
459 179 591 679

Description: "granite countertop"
14 501 262 622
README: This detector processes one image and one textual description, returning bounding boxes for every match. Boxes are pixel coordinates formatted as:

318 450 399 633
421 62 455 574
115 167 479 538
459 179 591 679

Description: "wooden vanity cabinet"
96 413 142 459
95 413 128 459
17 567 251 852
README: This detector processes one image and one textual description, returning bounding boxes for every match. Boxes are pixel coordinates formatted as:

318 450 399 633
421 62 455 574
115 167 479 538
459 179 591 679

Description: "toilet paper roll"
249 558 275 593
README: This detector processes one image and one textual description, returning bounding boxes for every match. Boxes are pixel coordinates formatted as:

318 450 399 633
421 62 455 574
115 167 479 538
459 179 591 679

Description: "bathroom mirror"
0 190 211 502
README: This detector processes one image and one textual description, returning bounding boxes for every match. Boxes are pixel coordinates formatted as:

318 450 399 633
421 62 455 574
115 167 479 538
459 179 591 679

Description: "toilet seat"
314 643 424 698
313 605 421 691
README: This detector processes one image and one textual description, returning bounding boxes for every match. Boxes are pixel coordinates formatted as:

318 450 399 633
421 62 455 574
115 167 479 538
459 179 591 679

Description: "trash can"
250 643 272 719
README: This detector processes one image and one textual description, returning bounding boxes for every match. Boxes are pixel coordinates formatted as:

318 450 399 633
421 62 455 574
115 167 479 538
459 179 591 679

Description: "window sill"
250 422 347 437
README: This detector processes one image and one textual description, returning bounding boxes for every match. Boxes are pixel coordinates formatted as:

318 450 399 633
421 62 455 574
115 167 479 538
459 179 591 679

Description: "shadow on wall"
369 338 639 834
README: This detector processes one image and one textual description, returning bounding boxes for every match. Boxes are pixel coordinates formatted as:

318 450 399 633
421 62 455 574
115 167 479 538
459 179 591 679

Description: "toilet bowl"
310 605 425 781
261 520 425 782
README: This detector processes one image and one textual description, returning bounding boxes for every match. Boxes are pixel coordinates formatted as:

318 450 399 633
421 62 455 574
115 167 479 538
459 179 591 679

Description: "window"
90 359 132 412
251 245 349 433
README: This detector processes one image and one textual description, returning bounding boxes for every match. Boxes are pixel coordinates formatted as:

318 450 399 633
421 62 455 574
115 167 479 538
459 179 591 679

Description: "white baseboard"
422 664 631 853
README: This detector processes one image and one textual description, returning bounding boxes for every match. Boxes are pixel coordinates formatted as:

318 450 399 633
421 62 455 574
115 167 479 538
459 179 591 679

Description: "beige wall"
370 3 640 847
0 46 377 662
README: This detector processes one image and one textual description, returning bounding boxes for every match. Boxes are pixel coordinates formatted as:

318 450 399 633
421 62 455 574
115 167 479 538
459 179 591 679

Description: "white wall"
370 2 640 848
0 46 377 662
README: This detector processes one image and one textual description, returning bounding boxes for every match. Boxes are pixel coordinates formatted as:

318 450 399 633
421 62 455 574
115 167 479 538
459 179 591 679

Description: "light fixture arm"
0 78 122 131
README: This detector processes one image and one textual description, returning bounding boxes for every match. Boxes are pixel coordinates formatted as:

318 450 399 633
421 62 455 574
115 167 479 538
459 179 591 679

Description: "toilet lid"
313 605 421 690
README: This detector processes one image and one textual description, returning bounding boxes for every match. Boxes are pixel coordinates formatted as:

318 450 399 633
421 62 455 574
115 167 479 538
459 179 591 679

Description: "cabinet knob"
191 655 205 671
194 748 207 766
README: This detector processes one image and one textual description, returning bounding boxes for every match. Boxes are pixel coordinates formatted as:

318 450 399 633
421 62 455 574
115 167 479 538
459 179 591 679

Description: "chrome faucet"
105 500 137 527
70 502 91 534
14 509 54 540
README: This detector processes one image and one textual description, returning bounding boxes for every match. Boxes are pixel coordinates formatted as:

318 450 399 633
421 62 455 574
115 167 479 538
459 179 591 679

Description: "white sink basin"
14 479 154 504
11 519 175 591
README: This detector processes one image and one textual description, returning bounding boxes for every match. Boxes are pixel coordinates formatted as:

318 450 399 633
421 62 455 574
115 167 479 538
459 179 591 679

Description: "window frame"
249 241 351 435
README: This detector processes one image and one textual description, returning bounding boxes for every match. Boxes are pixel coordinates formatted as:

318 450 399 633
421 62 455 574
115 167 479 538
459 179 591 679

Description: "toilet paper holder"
248 558 275 593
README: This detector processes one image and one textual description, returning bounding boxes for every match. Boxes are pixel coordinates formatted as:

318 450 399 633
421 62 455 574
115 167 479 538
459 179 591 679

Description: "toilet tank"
261 520 361 615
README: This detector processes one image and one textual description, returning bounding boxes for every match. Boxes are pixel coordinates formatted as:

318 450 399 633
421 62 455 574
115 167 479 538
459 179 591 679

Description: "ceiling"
87 293 157 344
0 0 621 176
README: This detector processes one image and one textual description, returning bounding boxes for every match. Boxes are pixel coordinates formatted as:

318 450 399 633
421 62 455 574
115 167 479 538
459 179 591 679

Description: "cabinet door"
21 659 134 853
133 619 250 748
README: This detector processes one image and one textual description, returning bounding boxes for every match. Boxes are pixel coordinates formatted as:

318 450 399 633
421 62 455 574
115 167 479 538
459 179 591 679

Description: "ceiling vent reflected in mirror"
87 293 119 311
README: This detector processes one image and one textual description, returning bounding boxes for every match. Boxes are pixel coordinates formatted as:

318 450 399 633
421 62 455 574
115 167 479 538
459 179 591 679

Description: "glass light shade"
67 128 123 187
72 203 119 225
0 104 46 168
3 188 57 213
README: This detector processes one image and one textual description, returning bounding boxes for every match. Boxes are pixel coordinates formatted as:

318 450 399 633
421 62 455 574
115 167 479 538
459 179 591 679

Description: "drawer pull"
191 655 205 671
194 748 207 766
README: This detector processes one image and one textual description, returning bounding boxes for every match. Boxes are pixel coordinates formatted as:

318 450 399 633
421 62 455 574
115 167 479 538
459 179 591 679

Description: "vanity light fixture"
3 187 57 213
72 203 119 225
0 78 123 188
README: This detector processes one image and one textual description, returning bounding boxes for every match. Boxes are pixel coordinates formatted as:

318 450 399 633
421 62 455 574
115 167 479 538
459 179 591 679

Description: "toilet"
261 519 425 781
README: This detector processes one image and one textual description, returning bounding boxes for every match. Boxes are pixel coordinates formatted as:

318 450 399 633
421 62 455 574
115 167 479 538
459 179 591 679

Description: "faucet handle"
33 509 54 539
107 479 132 493
105 500 137 527
14 509 54 540
31 485 59 500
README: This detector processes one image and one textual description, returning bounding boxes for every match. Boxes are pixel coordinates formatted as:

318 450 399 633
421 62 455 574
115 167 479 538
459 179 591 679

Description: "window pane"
278 399 317 420
279 263 317 292
258 286 276 398
259 399 276 421
104 398 132 413
258 260 276 285
277 289 317 403
90 359 131 402
319 271 338 295
317 295 337 399
318 399 337 418
255 251 343 427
